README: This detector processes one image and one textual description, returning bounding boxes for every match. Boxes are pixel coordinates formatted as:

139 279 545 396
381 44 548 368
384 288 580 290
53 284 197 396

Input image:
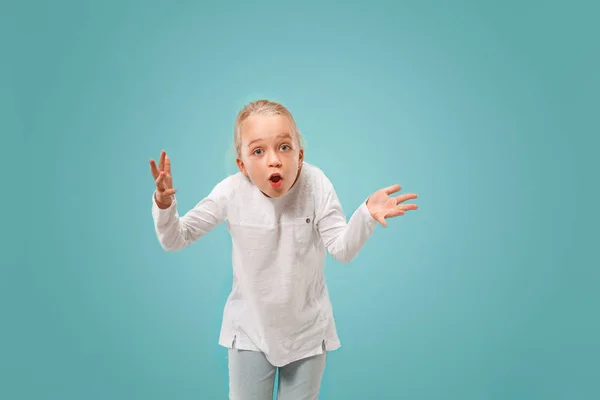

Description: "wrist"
365 197 374 216
154 193 172 209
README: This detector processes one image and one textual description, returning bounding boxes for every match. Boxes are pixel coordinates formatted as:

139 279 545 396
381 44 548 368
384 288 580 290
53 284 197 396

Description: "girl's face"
236 114 304 198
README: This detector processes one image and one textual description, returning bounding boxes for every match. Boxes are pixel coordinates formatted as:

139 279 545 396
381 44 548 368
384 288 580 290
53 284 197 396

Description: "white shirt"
151 162 377 367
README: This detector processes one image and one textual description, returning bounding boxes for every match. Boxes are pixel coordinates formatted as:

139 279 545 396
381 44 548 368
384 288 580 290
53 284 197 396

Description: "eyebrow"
247 133 293 148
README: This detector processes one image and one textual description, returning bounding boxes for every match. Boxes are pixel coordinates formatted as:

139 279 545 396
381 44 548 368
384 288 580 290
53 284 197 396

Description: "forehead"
240 114 293 143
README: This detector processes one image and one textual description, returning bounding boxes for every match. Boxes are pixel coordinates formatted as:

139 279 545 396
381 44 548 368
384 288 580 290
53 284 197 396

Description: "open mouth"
269 173 282 187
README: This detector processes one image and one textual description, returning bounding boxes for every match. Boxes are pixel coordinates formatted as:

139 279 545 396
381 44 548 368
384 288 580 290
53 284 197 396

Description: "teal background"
3 0 598 399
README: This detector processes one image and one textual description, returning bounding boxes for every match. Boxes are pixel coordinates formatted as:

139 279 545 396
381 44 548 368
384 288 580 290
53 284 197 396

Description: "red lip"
269 173 283 188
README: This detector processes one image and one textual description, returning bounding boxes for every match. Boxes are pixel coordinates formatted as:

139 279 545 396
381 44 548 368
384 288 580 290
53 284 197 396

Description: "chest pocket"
293 214 315 245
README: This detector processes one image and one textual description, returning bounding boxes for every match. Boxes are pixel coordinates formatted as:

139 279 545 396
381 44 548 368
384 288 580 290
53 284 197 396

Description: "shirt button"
306 218 311 223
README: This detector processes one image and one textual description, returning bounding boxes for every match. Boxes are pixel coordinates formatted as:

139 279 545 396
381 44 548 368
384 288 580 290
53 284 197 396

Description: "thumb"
377 215 387 228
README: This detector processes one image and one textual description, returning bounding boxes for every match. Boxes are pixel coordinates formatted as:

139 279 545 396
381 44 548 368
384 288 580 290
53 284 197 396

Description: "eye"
253 148 263 155
280 144 291 151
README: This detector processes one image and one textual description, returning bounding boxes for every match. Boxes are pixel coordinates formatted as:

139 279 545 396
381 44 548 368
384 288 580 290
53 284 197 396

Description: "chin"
261 183 289 198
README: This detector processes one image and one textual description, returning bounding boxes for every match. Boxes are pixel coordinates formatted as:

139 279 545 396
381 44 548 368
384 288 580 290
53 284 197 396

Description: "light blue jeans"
228 348 327 400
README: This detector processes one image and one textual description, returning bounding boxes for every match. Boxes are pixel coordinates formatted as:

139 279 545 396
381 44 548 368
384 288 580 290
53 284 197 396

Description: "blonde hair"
234 99 304 158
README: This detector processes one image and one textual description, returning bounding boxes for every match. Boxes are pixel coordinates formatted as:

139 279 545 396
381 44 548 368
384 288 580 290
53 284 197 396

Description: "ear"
298 148 304 167
236 158 248 177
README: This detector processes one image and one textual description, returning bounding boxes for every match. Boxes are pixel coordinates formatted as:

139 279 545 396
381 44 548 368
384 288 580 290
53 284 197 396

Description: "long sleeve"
314 171 377 263
151 177 231 251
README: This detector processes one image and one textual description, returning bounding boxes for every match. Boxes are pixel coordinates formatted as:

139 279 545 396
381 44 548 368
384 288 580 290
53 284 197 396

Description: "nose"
267 152 282 167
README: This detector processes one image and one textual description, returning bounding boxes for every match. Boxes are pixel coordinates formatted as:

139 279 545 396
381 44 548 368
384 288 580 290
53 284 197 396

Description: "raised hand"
150 150 177 209
366 184 418 227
